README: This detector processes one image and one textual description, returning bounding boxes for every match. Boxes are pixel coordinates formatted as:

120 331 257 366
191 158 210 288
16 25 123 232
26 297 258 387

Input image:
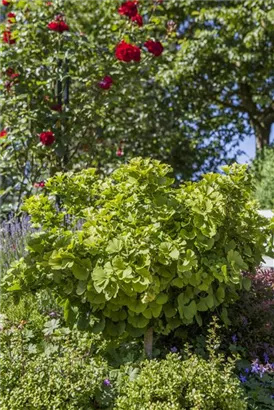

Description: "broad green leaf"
72 263 89 281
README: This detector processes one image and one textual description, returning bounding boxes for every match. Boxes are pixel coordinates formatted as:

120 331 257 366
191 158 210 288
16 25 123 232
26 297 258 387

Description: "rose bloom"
0 130 7 138
98 75 113 90
115 40 141 62
116 147 124 156
34 181 45 188
7 12 16 23
39 131 55 146
2 0 11 6
144 40 164 57
2 31 16 44
118 1 138 18
48 20 69 33
6 67 19 78
131 14 143 27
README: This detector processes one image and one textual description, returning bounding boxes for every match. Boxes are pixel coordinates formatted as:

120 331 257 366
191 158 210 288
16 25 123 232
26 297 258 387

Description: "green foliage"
160 0 274 151
0 305 250 410
0 323 109 410
251 146 274 208
0 0 171 214
115 322 247 410
236 361 274 410
1 0 252 216
3 159 272 340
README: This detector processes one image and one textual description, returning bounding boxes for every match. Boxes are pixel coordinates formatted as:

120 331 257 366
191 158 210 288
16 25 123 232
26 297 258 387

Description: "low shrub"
115 353 247 410
0 313 110 410
0 349 108 410
114 319 247 410
227 268 274 363
236 359 274 410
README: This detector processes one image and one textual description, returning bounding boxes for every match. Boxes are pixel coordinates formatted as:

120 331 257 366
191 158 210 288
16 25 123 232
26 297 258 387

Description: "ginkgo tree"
3 158 272 357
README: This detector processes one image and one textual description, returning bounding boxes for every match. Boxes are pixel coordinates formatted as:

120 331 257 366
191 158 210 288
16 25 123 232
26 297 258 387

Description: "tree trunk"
253 120 271 151
144 327 153 359
239 83 273 152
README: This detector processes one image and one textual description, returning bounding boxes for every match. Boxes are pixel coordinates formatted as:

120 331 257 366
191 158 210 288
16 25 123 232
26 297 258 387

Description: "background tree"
251 146 274 208
158 0 274 152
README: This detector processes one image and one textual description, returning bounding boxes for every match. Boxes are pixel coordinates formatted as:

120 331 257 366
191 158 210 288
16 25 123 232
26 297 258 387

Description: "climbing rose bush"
0 0 167 216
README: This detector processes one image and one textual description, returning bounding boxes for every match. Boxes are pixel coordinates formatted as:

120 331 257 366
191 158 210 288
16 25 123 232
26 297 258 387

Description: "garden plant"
3 158 272 358
1 0 274 409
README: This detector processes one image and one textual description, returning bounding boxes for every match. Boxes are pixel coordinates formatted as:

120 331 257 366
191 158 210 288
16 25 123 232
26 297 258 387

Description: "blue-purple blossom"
231 334 238 344
239 374 247 383
251 360 260 374
170 346 178 353
103 379 111 387
263 352 269 364
251 360 267 378
244 368 250 374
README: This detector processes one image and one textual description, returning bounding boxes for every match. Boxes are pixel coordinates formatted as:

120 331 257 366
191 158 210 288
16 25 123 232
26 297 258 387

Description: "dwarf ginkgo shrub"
3 158 272 356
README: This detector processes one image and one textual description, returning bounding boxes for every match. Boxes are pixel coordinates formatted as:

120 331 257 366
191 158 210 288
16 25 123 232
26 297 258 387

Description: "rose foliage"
3 158 272 342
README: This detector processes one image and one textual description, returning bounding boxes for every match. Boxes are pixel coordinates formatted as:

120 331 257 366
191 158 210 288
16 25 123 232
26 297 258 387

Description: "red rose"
115 40 141 62
48 20 69 33
6 67 14 76
39 131 55 146
144 40 164 57
0 130 7 138
46 1 53 5
34 181 45 188
116 148 124 157
98 75 113 90
2 0 11 6
2 31 16 44
118 1 138 17
6 68 19 80
7 12 16 23
131 13 143 27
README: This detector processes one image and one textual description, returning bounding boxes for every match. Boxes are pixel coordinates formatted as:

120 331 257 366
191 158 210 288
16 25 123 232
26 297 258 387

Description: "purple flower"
170 346 178 353
244 368 250 374
49 311 57 318
231 334 238 344
271 395 274 399
251 360 260 374
239 374 247 383
103 379 111 387
263 353 269 364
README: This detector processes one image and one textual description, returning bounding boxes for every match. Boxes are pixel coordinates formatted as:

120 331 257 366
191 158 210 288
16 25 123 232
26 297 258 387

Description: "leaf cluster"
3 158 272 339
